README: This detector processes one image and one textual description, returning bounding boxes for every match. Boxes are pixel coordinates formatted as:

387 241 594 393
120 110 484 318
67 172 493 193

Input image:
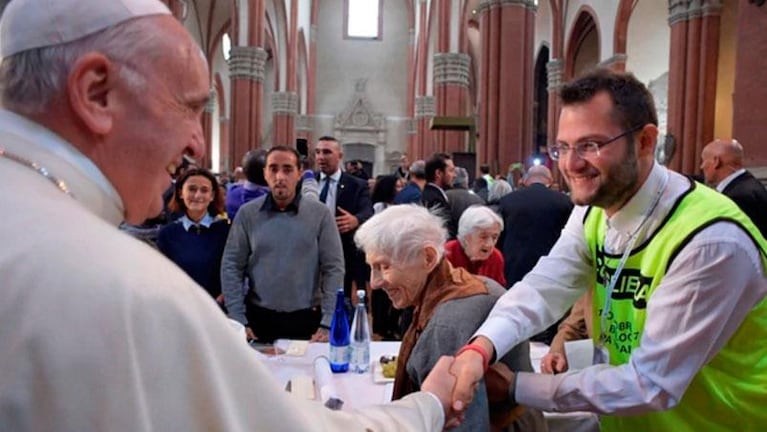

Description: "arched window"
221 33 231 61
344 0 382 40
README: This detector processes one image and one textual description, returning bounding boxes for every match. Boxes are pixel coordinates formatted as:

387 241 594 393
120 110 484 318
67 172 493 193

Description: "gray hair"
457 205 503 246
487 179 512 203
355 204 446 265
0 17 163 114
453 166 469 189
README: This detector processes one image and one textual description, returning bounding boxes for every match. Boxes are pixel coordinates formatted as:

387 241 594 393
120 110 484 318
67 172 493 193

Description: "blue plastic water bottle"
329 289 350 373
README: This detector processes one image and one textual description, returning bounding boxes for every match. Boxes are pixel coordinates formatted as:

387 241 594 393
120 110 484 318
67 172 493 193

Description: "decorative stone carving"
415 96 436 118
668 0 722 24
334 80 385 132
433 52 471 87
546 59 564 92
333 81 387 173
477 0 537 14
228 46 268 81
271 92 299 114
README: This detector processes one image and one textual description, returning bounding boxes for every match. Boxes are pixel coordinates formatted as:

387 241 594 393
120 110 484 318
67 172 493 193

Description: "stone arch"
565 7 601 79
534 44 551 155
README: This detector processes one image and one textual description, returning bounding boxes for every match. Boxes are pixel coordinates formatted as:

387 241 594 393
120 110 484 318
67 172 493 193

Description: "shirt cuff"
473 316 517 361
515 371 562 412
421 392 446 428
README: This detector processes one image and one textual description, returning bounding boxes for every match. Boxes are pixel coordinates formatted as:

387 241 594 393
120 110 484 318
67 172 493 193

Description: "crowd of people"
2 0 766 431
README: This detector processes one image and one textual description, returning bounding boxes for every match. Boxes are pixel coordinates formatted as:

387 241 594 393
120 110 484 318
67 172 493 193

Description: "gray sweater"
220 194 345 327
406 280 534 431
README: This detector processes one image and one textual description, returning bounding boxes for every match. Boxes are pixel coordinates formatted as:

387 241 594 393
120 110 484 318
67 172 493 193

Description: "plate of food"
373 355 397 384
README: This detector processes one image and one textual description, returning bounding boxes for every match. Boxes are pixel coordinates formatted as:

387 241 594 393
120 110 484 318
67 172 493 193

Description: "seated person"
355 205 545 431
157 168 230 305
445 205 506 287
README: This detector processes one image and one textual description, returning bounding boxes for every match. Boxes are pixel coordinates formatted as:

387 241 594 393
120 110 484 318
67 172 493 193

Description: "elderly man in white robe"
0 1 459 430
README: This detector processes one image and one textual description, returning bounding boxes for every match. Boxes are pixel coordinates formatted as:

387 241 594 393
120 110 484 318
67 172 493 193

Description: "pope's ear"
67 53 117 135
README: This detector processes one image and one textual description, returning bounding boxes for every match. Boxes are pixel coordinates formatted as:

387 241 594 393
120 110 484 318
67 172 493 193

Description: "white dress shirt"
320 169 342 213
475 162 767 415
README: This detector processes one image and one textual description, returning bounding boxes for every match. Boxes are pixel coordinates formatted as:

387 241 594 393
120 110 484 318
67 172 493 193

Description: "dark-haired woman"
158 168 230 306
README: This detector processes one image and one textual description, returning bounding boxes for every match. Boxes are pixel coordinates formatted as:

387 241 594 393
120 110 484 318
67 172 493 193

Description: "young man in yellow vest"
449 68 767 431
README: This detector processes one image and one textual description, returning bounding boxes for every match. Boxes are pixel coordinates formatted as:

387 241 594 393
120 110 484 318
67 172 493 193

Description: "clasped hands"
422 338 505 430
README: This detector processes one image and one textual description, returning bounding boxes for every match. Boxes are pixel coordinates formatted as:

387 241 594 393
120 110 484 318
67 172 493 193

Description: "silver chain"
0 147 75 198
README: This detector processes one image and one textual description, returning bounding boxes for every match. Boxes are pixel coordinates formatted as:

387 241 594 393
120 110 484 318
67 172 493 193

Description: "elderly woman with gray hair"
355 205 545 432
445 205 507 287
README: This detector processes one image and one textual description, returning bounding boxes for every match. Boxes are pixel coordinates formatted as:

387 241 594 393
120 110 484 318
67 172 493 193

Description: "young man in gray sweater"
221 146 345 343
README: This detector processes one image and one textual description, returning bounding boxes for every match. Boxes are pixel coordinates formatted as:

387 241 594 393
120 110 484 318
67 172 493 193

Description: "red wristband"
457 344 490 373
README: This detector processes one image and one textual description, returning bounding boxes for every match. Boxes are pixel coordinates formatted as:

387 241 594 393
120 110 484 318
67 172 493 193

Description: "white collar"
606 162 668 236
181 213 215 231
716 168 746 192
321 169 342 182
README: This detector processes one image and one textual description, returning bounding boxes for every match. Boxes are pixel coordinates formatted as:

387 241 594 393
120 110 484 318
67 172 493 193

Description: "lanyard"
598 171 669 346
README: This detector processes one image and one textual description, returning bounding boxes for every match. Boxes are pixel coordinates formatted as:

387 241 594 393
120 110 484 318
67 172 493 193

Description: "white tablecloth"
259 340 399 409
259 340 599 432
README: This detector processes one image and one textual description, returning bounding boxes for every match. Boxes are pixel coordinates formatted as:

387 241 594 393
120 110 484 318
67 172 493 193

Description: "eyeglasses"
548 125 644 161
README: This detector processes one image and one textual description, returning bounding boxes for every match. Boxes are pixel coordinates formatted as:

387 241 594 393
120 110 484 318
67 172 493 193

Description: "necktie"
320 177 331 203
191 225 206 235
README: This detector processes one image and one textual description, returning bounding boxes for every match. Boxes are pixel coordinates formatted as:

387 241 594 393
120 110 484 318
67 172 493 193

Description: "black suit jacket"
319 171 374 292
722 170 767 238
421 183 454 236
497 183 573 286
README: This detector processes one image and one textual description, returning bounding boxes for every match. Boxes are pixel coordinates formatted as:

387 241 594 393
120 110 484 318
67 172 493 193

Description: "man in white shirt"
0 1 458 430
448 69 767 431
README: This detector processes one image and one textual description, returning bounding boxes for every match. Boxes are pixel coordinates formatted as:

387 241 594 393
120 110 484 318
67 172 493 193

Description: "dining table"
255 339 600 432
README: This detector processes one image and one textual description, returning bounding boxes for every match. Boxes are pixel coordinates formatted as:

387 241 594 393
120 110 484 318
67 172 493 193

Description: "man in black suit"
421 152 456 236
498 165 572 286
701 138 767 237
315 136 374 300
497 165 573 343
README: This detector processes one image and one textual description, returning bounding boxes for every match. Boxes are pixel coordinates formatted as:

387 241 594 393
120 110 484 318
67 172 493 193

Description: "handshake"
420 340 500 429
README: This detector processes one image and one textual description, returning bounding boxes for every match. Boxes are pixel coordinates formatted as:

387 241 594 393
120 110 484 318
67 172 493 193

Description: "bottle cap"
356 289 365 299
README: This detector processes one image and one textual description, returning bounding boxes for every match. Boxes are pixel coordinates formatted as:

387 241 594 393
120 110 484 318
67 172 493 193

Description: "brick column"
415 96 436 158
477 0 536 175
666 0 721 174
229 45 268 166
433 52 471 154
218 117 231 173
201 88 216 169
271 92 298 147
732 0 767 166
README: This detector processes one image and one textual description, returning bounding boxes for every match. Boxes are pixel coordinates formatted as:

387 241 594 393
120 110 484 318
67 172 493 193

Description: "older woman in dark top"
355 205 545 431
157 168 229 305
